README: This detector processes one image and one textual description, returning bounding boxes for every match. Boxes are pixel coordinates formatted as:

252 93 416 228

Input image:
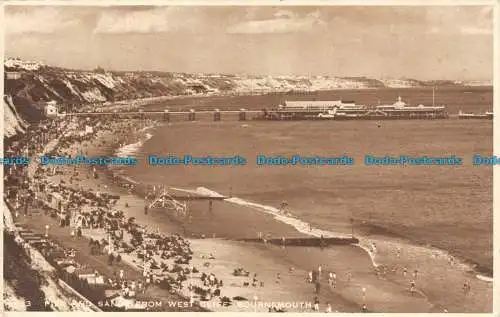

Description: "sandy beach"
17 115 490 313
3 3 495 313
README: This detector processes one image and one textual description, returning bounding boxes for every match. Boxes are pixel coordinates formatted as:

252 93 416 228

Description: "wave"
115 132 153 157
191 187 387 268
193 187 348 239
476 274 493 283
192 187 491 282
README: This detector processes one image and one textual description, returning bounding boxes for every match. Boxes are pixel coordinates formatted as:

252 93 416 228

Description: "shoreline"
99 120 492 312
48 121 359 312
111 129 493 280
6 111 493 312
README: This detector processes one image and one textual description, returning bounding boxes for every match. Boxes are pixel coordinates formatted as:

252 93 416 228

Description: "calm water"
122 88 494 273
126 117 492 274
144 86 493 114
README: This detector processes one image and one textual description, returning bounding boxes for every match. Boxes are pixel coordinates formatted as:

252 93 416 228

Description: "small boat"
458 110 493 119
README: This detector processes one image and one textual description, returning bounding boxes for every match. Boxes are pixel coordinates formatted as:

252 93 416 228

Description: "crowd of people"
4 108 476 313
3 115 229 311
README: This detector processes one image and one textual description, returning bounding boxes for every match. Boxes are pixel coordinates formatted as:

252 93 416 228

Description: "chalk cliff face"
4 64 386 107
3 95 29 138
3 59 490 137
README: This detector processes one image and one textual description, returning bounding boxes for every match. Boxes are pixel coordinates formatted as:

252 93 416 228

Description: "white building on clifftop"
5 58 44 71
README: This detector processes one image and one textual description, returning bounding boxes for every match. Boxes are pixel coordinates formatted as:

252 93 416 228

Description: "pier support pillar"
239 108 247 121
163 110 170 122
188 109 196 121
214 109 221 121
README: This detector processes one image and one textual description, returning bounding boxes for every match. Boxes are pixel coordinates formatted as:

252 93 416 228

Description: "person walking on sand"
463 280 471 295
318 265 322 277
325 303 332 313
328 272 333 286
410 279 416 295
308 271 313 283
315 281 321 294
313 296 320 311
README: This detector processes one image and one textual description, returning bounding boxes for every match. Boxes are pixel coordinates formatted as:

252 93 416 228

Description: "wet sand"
38 118 492 313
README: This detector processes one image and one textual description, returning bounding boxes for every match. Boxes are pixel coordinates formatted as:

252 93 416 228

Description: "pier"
239 236 359 247
61 109 261 121
57 106 490 122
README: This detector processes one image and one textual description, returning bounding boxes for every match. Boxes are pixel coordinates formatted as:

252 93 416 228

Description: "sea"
115 87 493 277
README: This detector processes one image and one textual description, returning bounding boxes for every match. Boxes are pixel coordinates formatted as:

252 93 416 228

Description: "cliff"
3 58 491 137
3 95 29 138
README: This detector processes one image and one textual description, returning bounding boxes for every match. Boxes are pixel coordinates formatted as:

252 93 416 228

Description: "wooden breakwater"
239 236 359 247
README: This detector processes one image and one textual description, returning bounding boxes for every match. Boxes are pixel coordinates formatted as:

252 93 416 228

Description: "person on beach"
276 273 281 284
361 304 367 312
313 297 320 311
403 266 408 277
252 274 258 287
463 280 471 295
318 265 322 277
410 279 416 295
325 303 332 313
144 205 148 215
308 271 313 283
315 281 321 294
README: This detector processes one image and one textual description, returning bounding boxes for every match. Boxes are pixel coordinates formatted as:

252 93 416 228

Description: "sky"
4 5 494 80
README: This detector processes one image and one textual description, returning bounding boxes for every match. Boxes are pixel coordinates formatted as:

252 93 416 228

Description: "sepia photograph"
2 2 495 313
